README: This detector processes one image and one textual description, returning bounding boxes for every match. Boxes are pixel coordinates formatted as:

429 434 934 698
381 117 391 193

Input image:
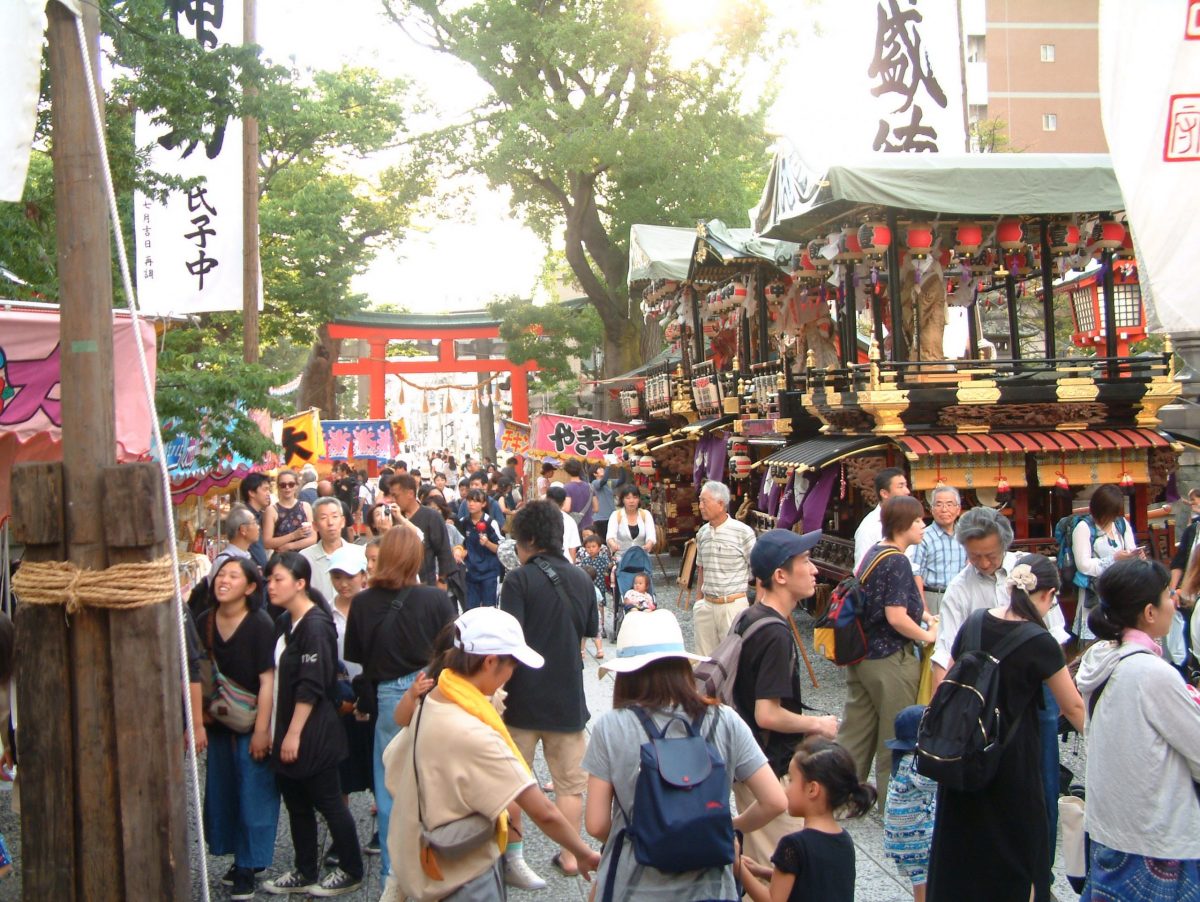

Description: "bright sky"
258 0 966 313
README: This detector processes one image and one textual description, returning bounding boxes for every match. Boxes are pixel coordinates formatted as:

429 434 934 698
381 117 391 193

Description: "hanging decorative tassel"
398 381 405 404
1054 453 1071 498
421 391 429 414
994 456 1012 506
444 391 453 415
1118 452 1135 496
471 394 479 414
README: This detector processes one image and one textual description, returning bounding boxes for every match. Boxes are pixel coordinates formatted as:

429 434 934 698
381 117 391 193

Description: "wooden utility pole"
242 0 260 363
10 3 188 899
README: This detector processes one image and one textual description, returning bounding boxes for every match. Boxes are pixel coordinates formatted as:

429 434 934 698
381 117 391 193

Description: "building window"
1043 113 1058 131
1040 44 1056 62
967 35 986 63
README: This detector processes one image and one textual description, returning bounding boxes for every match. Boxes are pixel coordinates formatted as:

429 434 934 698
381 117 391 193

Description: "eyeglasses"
278 481 296 488
932 501 960 509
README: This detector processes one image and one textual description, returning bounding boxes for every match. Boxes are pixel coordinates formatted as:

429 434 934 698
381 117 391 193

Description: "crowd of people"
72 455 1200 900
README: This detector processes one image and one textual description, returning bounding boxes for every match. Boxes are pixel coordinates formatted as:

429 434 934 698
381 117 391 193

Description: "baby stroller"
610 545 655 640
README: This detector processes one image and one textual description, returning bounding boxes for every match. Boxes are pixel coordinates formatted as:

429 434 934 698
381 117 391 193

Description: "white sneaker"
505 854 548 891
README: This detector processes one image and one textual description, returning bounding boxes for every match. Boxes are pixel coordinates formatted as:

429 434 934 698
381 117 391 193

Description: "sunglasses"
278 481 297 488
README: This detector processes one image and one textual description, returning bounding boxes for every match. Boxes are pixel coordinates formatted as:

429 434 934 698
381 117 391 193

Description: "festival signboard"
320 420 396 462
530 414 638 461
133 0 245 316
498 419 531 458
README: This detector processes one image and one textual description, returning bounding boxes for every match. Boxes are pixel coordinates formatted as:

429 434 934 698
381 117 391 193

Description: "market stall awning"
628 224 696 289
751 142 1126 242
760 435 890 472
897 428 1174 459
690 219 795 284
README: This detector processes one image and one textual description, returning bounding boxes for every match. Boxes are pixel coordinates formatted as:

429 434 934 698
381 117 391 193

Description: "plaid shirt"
911 522 967 590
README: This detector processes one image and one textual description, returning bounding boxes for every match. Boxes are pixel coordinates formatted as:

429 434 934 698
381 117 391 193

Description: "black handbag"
352 588 412 718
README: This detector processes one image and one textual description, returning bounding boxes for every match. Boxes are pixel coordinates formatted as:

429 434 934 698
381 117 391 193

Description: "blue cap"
749 528 822 582
885 705 926 752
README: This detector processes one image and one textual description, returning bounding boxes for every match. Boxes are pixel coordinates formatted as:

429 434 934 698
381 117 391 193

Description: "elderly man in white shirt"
853 467 914 571
930 505 1070 883
693 480 757 656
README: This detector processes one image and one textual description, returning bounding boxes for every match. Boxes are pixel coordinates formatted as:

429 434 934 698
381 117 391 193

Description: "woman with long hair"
363 502 398 539
343 527 457 883
1076 558 1200 901
583 609 786 900
262 469 317 553
261 553 363 897
383 607 599 901
927 554 1085 902
841 495 938 806
198 558 278 900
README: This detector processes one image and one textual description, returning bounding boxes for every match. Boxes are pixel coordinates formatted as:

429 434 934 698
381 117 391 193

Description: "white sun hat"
454 607 545 669
599 609 709 675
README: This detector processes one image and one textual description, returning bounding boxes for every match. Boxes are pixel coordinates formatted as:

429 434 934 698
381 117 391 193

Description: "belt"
924 586 947 593
704 592 748 605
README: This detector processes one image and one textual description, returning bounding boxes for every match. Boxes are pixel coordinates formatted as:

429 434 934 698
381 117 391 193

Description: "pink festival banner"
530 414 639 461
0 308 157 524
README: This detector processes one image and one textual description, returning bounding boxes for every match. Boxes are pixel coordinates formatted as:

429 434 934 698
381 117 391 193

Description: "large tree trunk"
297 323 342 417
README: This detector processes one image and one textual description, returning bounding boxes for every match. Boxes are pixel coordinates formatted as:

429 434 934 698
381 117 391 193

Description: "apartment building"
962 0 1106 152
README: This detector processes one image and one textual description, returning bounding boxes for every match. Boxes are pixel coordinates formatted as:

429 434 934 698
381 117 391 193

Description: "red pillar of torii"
327 311 535 424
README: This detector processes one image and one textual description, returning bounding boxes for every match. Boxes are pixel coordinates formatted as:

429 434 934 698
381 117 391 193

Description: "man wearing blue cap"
731 528 840 864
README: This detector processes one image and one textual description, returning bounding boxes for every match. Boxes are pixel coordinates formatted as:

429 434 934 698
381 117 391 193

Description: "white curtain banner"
0 0 48 203
133 4 244 316
1099 0 1200 334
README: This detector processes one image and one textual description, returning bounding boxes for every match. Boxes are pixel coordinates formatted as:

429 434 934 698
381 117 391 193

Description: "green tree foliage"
0 1 424 467
487 296 603 392
383 0 776 378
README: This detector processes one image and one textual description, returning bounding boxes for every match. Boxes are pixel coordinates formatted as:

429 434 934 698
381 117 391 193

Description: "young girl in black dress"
741 738 876 902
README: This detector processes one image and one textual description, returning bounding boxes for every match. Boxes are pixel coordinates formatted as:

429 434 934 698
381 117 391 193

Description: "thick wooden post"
886 210 906 362
14 3 190 898
47 3 122 899
10 463 74 901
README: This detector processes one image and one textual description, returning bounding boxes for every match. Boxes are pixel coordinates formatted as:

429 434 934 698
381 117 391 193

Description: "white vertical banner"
864 0 967 154
134 2 244 316
1099 0 1200 335
0 0 48 202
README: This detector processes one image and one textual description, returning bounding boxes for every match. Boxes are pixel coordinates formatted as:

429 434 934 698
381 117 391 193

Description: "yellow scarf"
429 669 532 862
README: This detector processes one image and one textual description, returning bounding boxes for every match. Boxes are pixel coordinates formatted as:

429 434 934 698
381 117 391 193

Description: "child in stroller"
622 573 656 613
612 546 655 638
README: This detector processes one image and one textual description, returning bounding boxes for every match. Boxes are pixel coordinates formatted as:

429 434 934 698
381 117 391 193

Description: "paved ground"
0 555 1087 900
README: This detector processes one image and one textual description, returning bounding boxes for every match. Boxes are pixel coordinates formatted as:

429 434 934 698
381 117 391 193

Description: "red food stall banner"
530 414 638 461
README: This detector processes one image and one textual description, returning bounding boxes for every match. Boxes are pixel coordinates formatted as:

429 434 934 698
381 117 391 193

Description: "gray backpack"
694 609 791 705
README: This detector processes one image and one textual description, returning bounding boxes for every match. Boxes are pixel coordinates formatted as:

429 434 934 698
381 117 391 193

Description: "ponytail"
792 737 877 819
1006 554 1059 630
1088 558 1171 641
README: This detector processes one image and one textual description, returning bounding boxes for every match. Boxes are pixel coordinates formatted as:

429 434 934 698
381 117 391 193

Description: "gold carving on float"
1136 373 1181 428
723 396 741 415
1056 377 1100 402
774 418 792 434
956 380 1002 405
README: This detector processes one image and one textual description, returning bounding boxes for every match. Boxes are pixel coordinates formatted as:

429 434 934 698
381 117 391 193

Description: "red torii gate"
327 310 535 424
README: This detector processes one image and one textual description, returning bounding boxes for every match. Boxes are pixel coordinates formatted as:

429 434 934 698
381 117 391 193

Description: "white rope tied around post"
73 17 212 901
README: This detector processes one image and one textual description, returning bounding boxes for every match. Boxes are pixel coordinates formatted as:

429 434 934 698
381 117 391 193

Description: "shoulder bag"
413 699 496 879
350 587 413 718
534 556 588 637
201 612 260 734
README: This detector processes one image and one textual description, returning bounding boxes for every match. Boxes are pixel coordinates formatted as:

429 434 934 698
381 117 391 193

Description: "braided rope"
12 557 176 616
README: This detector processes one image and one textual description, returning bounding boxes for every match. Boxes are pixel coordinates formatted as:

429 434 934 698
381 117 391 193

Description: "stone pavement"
0 555 1087 900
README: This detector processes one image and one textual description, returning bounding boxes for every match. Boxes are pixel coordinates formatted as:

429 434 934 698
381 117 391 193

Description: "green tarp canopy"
751 143 1127 243
628 224 695 289
628 221 796 290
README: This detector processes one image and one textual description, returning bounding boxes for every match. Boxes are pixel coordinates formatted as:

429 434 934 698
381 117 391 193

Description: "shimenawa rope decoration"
12 556 176 616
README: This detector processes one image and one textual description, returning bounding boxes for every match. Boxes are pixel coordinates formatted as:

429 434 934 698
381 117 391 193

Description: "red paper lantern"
904 222 934 258
857 221 891 259
807 238 831 270
1048 221 1081 255
729 453 753 480
837 227 863 261
955 222 983 256
635 455 657 476
732 283 748 307
1090 219 1125 252
793 251 819 282
997 217 1026 251
1117 227 1136 260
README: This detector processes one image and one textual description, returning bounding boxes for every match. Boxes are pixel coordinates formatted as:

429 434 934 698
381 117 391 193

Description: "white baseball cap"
327 544 368 575
454 608 545 669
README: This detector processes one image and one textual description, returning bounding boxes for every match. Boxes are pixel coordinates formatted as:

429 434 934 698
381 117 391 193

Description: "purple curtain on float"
693 431 729 487
800 466 838 534
776 469 800 530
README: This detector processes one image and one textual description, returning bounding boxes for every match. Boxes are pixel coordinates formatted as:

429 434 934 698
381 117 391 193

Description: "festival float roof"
751 146 1126 242
628 221 797 290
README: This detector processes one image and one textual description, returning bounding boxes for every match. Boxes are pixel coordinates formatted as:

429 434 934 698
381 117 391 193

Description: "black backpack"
915 609 1043 791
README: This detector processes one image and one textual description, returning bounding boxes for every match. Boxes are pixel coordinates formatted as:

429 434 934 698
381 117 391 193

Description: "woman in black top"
839 495 939 807
261 553 363 897
197 558 279 900
343 526 457 881
927 555 1085 902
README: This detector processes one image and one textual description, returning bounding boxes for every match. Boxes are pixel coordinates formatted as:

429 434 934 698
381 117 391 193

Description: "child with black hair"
741 737 875 902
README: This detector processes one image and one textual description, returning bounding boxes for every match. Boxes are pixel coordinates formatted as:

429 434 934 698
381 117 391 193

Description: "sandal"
550 852 578 877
